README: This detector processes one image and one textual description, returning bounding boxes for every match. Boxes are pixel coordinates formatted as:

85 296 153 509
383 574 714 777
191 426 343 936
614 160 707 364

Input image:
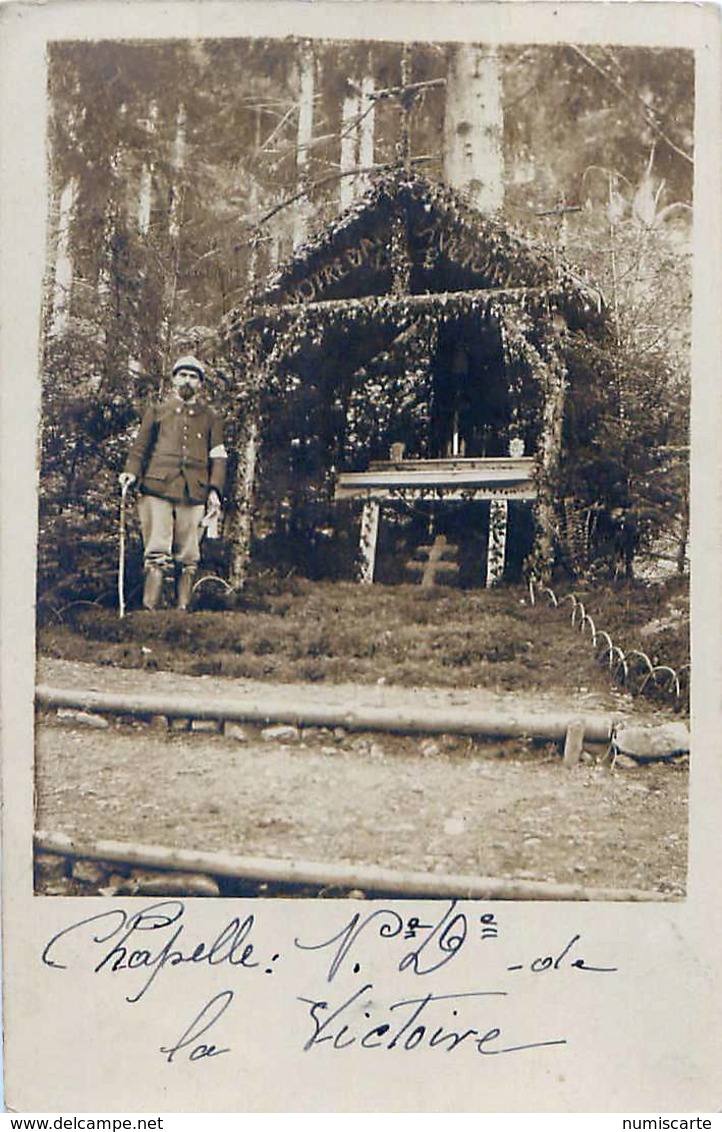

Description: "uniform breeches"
138 495 205 570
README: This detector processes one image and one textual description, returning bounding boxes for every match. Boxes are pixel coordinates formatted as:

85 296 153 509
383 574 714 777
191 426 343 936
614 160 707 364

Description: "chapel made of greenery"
221 168 621 590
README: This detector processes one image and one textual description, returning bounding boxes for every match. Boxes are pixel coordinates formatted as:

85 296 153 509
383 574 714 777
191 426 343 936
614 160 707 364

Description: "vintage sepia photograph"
4 0 721 1114
32 33 694 904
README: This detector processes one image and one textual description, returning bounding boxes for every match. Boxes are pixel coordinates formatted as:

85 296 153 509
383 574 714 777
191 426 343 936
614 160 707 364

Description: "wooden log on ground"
35 831 667 902
36 683 618 743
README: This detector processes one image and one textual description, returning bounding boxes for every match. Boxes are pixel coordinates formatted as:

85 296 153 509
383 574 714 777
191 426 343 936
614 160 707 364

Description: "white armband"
209 444 228 459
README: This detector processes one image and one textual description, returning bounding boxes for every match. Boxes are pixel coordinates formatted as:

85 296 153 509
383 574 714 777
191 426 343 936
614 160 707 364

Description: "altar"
335 455 536 584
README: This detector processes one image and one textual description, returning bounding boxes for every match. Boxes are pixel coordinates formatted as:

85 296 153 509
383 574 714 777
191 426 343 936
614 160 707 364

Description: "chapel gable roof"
254 169 601 313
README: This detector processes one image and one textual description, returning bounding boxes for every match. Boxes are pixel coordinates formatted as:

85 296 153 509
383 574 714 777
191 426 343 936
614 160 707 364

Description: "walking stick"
118 480 129 620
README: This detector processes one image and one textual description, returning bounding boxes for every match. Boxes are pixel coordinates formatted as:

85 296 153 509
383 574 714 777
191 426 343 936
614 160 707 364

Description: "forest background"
39 38 693 605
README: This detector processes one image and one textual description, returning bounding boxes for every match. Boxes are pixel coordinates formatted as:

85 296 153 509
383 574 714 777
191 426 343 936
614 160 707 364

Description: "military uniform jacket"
125 395 227 505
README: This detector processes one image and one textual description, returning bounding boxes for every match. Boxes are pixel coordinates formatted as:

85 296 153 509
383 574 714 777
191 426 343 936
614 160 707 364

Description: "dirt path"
35 714 688 899
35 652 688 899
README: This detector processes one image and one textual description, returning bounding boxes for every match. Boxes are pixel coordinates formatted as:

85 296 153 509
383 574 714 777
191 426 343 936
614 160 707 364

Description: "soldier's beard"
178 383 196 401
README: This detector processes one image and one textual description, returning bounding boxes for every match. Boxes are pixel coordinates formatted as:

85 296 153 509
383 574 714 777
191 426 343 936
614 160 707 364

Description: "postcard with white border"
2 0 721 1114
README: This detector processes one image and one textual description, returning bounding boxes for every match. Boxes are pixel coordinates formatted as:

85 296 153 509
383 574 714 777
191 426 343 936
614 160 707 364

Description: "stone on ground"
123 870 220 897
72 859 109 885
223 721 249 742
56 708 109 729
261 724 300 743
613 721 690 761
191 718 222 733
35 853 68 882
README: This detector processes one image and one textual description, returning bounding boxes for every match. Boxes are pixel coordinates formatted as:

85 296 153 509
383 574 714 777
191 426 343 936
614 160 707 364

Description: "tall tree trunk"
228 148 282 590
96 197 116 343
49 177 77 339
340 88 360 210
676 489 689 575
229 408 260 590
532 348 567 578
161 103 187 371
129 103 158 379
293 43 315 248
246 109 263 293
137 101 158 236
443 45 503 215
97 149 126 383
356 73 375 195
339 59 376 210
131 172 151 376
137 166 152 236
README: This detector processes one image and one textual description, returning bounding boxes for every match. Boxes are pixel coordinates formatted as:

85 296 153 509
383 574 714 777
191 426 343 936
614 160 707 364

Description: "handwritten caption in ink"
42 899 616 1064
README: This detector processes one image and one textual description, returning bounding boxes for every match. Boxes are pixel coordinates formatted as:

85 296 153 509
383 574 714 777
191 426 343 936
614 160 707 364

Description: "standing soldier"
118 356 228 611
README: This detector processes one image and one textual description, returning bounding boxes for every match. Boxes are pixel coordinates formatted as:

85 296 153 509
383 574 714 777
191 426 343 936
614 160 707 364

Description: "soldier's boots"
177 567 197 612
142 566 165 611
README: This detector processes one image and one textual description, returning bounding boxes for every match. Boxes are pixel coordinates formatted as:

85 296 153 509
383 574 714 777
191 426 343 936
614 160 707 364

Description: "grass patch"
36 577 687 697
